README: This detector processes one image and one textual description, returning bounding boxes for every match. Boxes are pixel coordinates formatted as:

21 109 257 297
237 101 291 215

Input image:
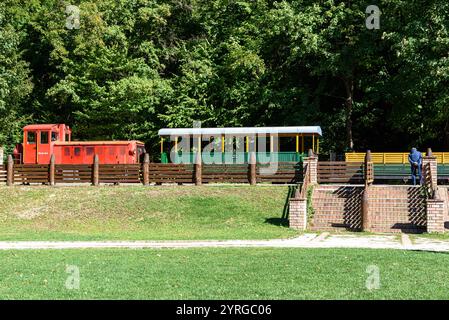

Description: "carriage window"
40 132 49 144
64 147 70 156
109 147 116 155
86 147 94 156
65 134 70 141
138 146 146 163
27 131 36 144
74 147 81 156
51 132 58 141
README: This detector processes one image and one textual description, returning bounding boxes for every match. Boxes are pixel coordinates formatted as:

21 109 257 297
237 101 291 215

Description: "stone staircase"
310 184 427 233
365 185 426 233
310 185 364 231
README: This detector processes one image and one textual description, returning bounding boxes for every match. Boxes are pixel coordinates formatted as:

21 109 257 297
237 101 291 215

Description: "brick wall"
427 198 445 233
289 198 307 230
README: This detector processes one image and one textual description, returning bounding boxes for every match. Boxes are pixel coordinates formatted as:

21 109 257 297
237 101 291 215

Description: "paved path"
0 234 449 252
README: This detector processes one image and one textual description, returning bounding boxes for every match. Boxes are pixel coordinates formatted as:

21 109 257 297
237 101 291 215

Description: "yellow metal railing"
345 152 449 164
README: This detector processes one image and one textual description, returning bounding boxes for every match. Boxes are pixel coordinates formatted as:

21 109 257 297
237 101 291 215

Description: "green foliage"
1 0 448 154
306 184 315 222
0 2 33 153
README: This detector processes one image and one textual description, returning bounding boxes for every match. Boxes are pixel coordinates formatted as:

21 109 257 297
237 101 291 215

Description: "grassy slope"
0 185 295 240
1 248 449 299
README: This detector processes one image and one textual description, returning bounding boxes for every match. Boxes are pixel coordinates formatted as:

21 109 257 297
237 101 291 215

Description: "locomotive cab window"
51 132 58 141
40 131 49 144
27 132 36 144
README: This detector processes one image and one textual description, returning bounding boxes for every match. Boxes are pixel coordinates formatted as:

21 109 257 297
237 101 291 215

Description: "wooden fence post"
195 151 202 186
143 153 150 186
6 155 14 186
49 154 55 186
92 154 99 186
361 150 374 232
364 149 374 186
423 148 437 194
249 151 257 185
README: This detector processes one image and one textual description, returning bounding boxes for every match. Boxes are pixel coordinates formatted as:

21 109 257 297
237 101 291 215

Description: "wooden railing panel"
257 162 302 183
14 164 50 184
203 164 248 183
318 162 364 183
99 164 141 183
55 165 92 183
347 152 449 164
148 164 194 183
0 165 6 183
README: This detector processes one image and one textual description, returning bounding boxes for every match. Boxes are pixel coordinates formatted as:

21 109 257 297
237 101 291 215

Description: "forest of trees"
0 0 448 156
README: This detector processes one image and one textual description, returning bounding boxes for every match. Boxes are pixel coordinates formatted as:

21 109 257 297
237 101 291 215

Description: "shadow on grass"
410 250 449 255
264 217 289 227
265 185 298 228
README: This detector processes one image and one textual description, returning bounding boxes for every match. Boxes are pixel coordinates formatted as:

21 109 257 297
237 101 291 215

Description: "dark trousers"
411 165 421 185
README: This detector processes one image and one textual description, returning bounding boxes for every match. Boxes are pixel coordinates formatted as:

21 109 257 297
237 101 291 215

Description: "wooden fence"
203 164 248 183
317 161 364 184
257 162 302 184
14 164 50 184
9 151 425 186
6 159 436 186
99 164 141 184
2 160 303 186
148 164 194 184
55 165 92 183
0 165 6 183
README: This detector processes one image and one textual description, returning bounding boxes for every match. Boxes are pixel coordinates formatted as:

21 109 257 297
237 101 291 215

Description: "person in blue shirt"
408 148 422 185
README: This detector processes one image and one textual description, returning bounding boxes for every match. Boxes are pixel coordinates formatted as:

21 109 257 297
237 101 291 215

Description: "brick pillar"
422 149 437 187
303 149 318 184
364 150 374 186
427 198 445 233
289 197 307 230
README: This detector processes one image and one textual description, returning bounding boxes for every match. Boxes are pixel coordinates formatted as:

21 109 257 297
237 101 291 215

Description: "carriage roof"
158 126 322 136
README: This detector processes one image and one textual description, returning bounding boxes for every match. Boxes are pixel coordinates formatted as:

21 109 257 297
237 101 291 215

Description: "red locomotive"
13 124 146 164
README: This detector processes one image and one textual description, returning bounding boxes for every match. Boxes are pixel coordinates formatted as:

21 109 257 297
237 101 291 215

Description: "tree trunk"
343 77 354 151
444 118 449 149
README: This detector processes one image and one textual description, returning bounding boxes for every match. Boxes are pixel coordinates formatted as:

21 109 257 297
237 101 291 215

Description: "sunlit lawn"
1 248 448 299
0 185 295 240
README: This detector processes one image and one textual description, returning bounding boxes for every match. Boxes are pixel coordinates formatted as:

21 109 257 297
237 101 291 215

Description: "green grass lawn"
0 185 296 241
1 248 449 299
